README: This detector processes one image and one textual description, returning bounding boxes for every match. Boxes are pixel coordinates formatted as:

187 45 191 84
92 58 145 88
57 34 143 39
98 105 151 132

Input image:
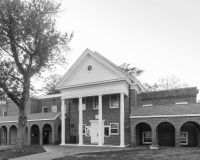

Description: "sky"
55 0 200 99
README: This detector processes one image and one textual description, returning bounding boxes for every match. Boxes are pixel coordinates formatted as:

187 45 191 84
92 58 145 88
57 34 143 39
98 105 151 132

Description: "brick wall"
137 87 198 106
38 97 61 113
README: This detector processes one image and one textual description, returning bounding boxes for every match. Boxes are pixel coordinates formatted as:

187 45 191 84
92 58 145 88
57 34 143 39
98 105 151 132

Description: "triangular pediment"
56 49 126 89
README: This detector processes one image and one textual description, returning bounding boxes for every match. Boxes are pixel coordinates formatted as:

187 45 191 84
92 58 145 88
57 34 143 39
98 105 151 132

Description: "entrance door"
90 120 104 144
43 131 49 144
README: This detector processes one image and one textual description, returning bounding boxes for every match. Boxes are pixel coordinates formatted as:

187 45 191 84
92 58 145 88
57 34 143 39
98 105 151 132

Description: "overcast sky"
55 0 200 99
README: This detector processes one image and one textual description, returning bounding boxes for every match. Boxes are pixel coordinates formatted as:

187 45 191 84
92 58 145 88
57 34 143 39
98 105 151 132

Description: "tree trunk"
15 106 27 152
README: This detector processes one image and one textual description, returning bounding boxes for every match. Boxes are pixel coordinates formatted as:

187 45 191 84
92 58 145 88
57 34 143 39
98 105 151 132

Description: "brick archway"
30 124 40 145
180 121 200 147
157 122 175 146
0 126 7 145
9 125 17 145
135 122 152 146
42 124 52 144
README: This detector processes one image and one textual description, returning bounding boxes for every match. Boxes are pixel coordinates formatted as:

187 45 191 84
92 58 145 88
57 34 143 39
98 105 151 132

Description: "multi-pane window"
110 94 119 108
93 96 99 109
82 124 86 135
82 98 86 110
104 126 110 137
110 123 119 135
51 105 57 112
143 132 152 144
180 132 188 145
42 106 48 113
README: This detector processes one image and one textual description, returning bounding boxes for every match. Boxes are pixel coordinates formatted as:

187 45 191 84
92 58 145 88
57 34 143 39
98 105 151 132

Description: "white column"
98 95 103 146
61 99 65 145
120 93 125 147
79 97 83 145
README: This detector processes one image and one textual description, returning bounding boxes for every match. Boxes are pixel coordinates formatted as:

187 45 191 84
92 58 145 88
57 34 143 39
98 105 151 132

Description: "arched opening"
57 125 61 144
9 125 17 145
180 122 200 147
42 124 52 144
31 124 40 145
0 126 7 145
157 122 175 146
135 123 152 146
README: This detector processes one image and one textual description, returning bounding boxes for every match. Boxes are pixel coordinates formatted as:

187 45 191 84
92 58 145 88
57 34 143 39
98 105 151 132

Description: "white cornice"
130 114 200 118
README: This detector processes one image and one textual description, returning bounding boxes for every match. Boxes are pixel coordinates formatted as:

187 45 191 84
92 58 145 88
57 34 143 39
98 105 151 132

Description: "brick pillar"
130 88 138 109
197 128 200 147
39 126 43 145
52 124 55 145
130 123 136 147
151 127 158 145
7 127 10 145
175 127 180 147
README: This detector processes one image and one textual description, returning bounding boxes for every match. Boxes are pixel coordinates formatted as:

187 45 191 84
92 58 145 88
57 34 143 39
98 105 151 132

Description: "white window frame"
142 131 152 144
42 106 48 113
51 105 57 112
3 132 6 139
104 125 110 137
110 123 119 135
180 132 188 145
82 124 86 135
2 110 7 116
110 94 119 108
93 96 99 109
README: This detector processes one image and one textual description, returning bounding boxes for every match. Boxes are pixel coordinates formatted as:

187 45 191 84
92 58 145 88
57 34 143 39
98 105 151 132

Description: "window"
3 132 6 139
2 110 7 116
110 94 119 108
51 105 57 112
83 124 86 135
79 98 86 110
70 124 74 128
104 126 110 137
143 132 152 144
42 106 48 113
110 123 119 135
180 132 188 145
93 96 99 109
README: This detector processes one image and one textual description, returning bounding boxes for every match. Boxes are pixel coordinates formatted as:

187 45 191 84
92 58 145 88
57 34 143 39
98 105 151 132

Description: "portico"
55 48 144 147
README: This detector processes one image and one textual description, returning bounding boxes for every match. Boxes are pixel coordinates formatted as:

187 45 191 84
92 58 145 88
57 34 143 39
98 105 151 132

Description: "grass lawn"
54 147 200 160
0 145 46 160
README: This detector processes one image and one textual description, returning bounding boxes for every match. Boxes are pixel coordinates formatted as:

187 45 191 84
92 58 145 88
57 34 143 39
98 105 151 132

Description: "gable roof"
56 48 145 91
0 112 61 123
130 103 200 118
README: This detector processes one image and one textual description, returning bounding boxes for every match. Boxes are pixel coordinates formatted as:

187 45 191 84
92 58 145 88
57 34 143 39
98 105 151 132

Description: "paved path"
10 145 131 160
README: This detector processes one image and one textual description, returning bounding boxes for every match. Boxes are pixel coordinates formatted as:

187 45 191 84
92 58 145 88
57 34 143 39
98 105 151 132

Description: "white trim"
110 123 119 135
32 94 61 99
130 114 200 118
175 102 188 104
180 132 188 145
142 131 152 144
42 106 48 113
89 120 105 123
0 118 55 123
142 104 153 107
104 125 110 137
54 112 62 120
110 94 119 108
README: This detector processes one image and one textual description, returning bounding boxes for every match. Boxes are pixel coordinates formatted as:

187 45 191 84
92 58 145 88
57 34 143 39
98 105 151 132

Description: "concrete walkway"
10 145 131 160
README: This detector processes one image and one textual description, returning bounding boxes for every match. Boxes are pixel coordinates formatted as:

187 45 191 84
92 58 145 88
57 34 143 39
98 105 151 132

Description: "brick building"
0 48 199 147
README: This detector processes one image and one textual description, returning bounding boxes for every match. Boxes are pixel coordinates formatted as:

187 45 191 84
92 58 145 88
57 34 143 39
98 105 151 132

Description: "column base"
78 143 83 146
60 143 66 145
98 143 103 146
119 144 125 147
